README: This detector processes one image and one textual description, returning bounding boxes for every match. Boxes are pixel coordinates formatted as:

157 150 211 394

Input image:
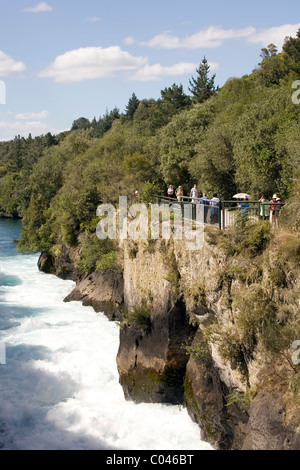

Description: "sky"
1 0 300 141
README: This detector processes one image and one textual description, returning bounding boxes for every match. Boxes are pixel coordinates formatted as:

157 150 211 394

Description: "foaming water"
0 219 212 450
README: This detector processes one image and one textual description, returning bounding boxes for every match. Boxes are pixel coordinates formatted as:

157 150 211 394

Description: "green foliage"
125 93 140 120
96 251 120 273
157 100 215 190
151 83 191 130
139 181 161 204
218 219 272 258
189 57 218 103
278 171 300 232
226 389 255 412
270 267 287 287
123 303 152 329
90 107 120 138
282 29 300 75
184 337 211 366
71 117 91 131
78 234 119 274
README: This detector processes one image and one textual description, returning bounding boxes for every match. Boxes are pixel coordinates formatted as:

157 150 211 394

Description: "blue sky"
1 0 300 141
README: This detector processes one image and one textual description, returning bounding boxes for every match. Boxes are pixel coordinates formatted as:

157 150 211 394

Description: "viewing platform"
154 195 285 230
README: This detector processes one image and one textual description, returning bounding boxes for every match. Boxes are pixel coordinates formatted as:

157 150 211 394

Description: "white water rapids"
0 220 212 450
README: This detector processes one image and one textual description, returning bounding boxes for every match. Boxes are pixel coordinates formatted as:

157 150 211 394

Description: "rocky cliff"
38 226 300 450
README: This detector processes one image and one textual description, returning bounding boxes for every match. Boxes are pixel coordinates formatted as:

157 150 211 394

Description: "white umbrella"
233 193 251 199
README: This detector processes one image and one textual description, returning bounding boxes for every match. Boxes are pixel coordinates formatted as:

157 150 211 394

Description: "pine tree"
125 93 140 119
188 57 217 103
151 83 191 129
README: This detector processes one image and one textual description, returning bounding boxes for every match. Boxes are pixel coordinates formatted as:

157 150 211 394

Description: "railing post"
219 201 222 230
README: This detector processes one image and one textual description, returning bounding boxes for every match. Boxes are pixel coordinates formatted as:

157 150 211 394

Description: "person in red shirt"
269 194 277 225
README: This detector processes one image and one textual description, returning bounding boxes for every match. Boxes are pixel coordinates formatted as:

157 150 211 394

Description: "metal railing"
154 195 285 230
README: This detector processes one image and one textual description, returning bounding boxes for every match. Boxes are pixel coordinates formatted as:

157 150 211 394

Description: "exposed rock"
64 270 124 321
185 331 249 450
242 388 300 450
117 298 198 404
38 245 79 281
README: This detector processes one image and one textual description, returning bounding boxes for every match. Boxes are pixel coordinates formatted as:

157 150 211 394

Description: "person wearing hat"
273 197 282 228
269 194 278 225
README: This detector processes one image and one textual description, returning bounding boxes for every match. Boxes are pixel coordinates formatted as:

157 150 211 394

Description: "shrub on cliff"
123 303 152 330
77 234 119 275
217 219 272 257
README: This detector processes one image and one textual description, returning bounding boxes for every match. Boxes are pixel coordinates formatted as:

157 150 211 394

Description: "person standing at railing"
269 194 277 225
167 185 175 198
272 197 282 228
176 186 184 202
259 195 270 220
190 184 199 203
200 192 210 222
238 197 250 217
210 193 220 224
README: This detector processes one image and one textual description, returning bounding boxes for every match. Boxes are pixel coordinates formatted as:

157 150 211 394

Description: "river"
0 218 213 450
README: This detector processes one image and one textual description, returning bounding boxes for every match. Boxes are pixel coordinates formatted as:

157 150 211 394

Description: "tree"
189 57 217 103
260 43 278 59
282 28 300 74
92 108 120 138
71 117 91 131
151 83 191 129
125 93 140 119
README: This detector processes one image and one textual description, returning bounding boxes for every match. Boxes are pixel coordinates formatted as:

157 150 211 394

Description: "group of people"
258 194 282 227
167 184 220 223
167 184 283 227
236 193 283 227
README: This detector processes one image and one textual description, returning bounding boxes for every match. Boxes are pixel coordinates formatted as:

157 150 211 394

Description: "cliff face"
38 230 300 450
115 236 251 449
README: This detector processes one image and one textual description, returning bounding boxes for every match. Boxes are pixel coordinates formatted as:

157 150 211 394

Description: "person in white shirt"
190 184 199 203
210 193 220 224
167 185 174 198
176 186 183 202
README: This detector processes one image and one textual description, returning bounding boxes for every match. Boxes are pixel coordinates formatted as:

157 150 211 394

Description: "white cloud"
129 61 218 82
38 45 219 83
38 46 148 83
0 120 63 141
124 37 135 46
136 26 256 49
14 110 49 120
0 51 26 77
246 23 300 49
22 2 52 13
86 17 101 22
129 23 300 51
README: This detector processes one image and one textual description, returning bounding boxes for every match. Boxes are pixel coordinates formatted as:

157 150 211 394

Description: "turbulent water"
0 219 212 450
